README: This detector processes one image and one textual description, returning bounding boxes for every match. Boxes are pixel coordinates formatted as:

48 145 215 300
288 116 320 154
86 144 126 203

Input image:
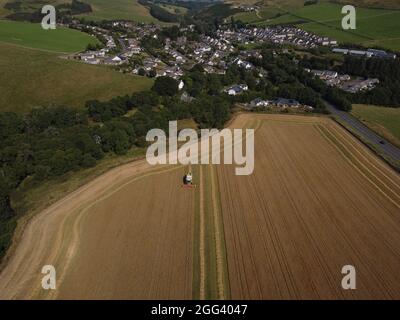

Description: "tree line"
339 56 400 107
5 0 92 22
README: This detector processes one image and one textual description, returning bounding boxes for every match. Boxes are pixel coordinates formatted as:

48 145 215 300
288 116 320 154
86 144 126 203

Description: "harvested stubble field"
0 162 195 299
0 113 399 300
218 114 400 299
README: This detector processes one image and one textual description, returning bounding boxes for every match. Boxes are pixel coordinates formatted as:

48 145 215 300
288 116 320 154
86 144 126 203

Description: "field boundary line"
210 164 229 300
329 123 400 190
301 11 398 25
318 124 400 207
199 165 206 300
326 124 400 200
0 40 80 55
35 165 184 298
317 125 400 209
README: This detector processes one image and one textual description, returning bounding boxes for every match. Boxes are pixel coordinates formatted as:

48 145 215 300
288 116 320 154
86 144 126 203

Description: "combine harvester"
182 171 196 189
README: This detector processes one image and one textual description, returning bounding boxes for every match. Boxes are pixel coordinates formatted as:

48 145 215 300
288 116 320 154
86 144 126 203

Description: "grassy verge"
211 165 231 299
192 165 201 299
329 115 400 172
351 105 400 148
192 163 231 300
202 164 219 299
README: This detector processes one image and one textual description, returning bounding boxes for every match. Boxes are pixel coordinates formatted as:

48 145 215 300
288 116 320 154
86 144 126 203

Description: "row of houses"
340 78 380 93
306 68 350 85
305 68 379 93
249 98 314 111
79 51 125 66
232 4 260 12
239 26 338 49
332 48 397 59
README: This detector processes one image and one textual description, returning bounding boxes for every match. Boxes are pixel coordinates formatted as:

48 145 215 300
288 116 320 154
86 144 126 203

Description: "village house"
104 56 124 66
250 98 269 108
165 66 184 79
233 58 254 70
273 98 301 108
225 84 249 96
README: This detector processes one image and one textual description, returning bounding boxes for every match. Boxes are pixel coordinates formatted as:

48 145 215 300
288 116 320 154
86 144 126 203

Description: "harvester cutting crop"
182 172 196 189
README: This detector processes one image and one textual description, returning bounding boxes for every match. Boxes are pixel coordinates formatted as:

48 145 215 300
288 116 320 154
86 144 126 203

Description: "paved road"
324 101 400 162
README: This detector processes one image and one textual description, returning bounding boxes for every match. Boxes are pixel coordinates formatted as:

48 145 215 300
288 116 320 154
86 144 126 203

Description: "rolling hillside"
232 1 400 51
77 0 162 23
0 0 165 23
0 20 153 113
0 42 153 113
0 20 99 52
333 0 400 10
229 0 400 10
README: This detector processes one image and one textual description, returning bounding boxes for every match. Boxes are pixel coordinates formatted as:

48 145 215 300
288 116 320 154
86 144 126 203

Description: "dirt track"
218 114 400 299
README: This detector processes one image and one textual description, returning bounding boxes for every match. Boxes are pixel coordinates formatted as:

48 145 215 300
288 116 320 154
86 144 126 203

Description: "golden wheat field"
218 114 400 299
0 163 195 299
0 114 399 299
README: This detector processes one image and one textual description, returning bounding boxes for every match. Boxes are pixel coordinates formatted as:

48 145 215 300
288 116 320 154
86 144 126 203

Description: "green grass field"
351 104 400 147
0 42 153 113
159 3 188 15
234 7 283 23
77 0 162 23
0 20 99 53
247 2 400 51
251 0 400 10
297 3 400 50
333 0 400 10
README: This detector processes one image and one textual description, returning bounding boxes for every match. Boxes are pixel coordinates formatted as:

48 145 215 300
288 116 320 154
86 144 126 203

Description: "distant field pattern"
237 1 400 50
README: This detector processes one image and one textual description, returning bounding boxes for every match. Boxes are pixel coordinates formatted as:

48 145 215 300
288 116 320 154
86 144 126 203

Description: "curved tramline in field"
218 114 400 299
0 161 196 299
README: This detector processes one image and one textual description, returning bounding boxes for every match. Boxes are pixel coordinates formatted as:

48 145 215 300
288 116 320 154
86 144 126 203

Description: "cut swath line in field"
316 125 400 209
198 164 225 299
210 164 229 299
328 124 400 191
34 164 186 299
198 165 206 300
218 114 400 299
322 123 400 200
